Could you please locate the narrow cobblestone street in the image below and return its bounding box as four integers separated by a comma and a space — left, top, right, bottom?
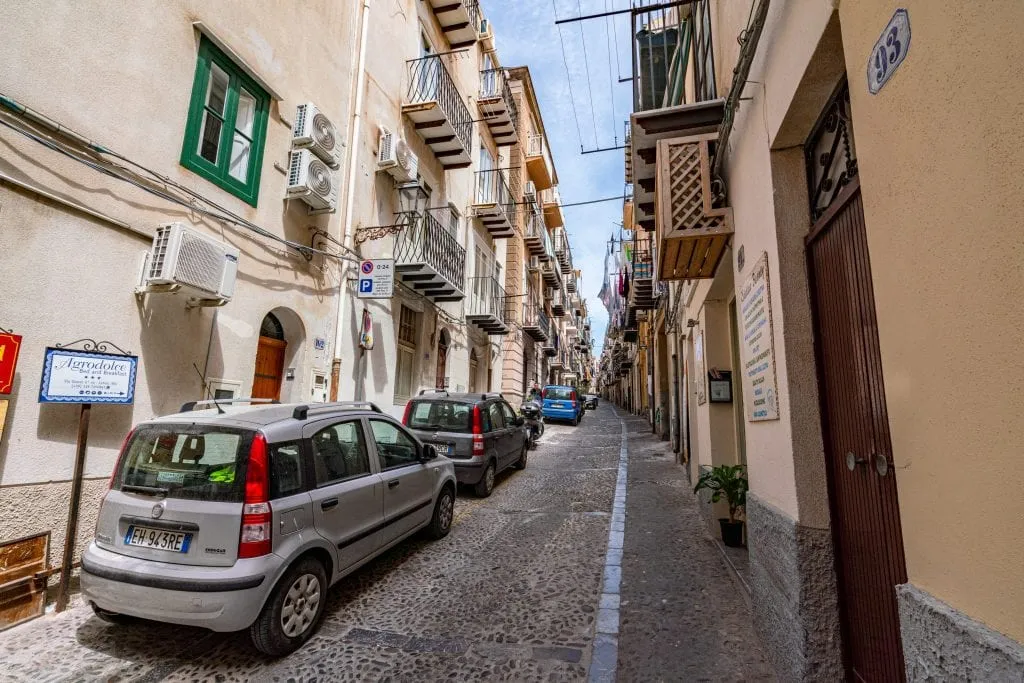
1, 406, 773, 682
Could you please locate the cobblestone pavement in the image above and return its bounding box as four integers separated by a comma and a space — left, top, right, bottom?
0, 405, 774, 682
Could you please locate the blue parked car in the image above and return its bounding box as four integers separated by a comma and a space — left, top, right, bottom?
542, 385, 584, 426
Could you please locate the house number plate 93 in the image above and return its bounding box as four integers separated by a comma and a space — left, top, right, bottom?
867, 9, 911, 95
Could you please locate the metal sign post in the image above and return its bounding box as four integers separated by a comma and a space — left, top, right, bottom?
39, 340, 137, 612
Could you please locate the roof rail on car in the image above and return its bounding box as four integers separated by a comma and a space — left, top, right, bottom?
179, 398, 279, 413
418, 389, 449, 396
291, 401, 383, 420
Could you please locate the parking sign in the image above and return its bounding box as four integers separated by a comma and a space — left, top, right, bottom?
357, 259, 394, 299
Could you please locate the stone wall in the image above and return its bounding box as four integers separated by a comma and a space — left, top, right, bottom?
897, 583, 1024, 681
746, 493, 843, 680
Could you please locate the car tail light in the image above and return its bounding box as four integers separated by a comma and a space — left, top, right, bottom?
570, 390, 578, 409
472, 405, 485, 455
239, 432, 272, 558
402, 401, 413, 425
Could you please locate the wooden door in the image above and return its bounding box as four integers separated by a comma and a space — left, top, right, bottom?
435, 338, 448, 390
806, 82, 907, 683
252, 336, 286, 400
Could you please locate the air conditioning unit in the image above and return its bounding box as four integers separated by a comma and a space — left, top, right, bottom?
292, 103, 341, 169
377, 128, 418, 182
143, 223, 239, 303
524, 181, 536, 202
287, 148, 339, 211
528, 255, 540, 272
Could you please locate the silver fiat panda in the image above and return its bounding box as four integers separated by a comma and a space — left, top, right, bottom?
81, 400, 456, 656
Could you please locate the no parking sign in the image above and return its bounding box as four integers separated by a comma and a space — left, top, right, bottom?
357, 259, 394, 299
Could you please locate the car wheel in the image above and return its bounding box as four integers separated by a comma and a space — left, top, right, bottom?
250, 557, 327, 657
474, 461, 496, 497
514, 443, 528, 470
572, 414, 579, 426
90, 602, 136, 625
427, 486, 455, 539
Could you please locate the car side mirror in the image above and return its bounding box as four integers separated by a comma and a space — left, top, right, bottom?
514, 416, 525, 427
421, 443, 439, 461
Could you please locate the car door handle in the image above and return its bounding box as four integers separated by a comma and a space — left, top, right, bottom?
320, 498, 339, 511
388, 480, 400, 489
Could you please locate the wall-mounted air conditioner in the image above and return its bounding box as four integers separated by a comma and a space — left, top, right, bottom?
287, 148, 339, 211
377, 128, 418, 183
292, 103, 341, 169
528, 255, 540, 272
142, 223, 239, 304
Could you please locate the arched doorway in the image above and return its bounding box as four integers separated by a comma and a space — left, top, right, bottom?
469, 348, 479, 393
435, 329, 449, 389
253, 313, 287, 400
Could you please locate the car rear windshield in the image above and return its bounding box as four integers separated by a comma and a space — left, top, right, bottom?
114, 425, 252, 502
407, 400, 473, 432
545, 387, 574, 400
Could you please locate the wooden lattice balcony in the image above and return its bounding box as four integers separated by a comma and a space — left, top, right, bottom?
655, 133, 733, 280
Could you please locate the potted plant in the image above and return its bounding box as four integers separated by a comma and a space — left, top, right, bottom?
693, 464, 748, 547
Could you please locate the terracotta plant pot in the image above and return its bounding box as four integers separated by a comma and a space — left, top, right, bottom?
719, 519, 744, 547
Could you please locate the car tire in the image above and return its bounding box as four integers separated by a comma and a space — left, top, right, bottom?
427, 485, 455, 540
250, 557, 328, 657
90, 602, 136, 625
474, 461, 496, 497
514, 443, 528, 470
572, 415, 579, 427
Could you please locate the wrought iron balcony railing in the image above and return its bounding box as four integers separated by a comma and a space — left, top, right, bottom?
478, 68, 519, 145
466, 275, 509, 333
394, 210, 466, 299
473, 169, 516, 237
405, 55, 473, 161
527, 133, 544, 158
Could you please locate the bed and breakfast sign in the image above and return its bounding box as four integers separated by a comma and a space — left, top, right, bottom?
739, 253, 780, 421
39, 347, 138, 404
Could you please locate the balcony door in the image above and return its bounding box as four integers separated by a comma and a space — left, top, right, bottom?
481, 52, 498, 98
417, 34, 438, 102
477, 146, 495, 203
472, 246, 494, 315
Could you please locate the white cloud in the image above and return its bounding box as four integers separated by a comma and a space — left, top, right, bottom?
483, 0, 634, 356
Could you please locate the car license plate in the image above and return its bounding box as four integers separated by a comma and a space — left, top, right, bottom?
430, 442, 452, 455
552, 403, 563, 408
124, 526, 192, 553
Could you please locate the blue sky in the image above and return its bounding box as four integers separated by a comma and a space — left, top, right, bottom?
482, 0, 635, 357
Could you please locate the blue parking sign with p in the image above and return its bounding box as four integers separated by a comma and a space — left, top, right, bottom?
359, 279, 373, 293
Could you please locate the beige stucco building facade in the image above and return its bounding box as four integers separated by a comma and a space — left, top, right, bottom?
0, 0, 586, 604
603, 0, 1024, 679
0, 0, 359, 573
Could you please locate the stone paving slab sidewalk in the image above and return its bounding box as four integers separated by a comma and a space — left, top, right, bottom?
615, 411, 776, 682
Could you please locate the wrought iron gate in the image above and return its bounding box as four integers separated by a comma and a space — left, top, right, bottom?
805, 80, 908, 682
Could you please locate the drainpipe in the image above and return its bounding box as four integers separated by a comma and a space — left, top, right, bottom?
331, 0, 371, 401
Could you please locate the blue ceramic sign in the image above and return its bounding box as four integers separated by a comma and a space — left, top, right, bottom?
868, 9, 911, 94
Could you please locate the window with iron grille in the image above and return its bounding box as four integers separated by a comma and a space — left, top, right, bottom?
693, 0, 717, 102
395, 305, 421, 402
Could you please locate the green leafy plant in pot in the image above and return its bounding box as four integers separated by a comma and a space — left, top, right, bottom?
693, 464, 748, 547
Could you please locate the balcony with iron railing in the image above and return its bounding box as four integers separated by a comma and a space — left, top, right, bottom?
525, 133, 555, 190
525, 212, 551, 258
466, 276, 509, 335
629, 237, 658, 310
541, 324, 558, 355
425, 0, 482, 48
471, 169, 516, 238
522, 300, 549, 342
565, 270, 577, 294
541, 258, 561, 289
551, 289, 566, 317
478, 68, 519, 146
540, 186, 564, 228
403, 55, 473, 168
555, 229, 572, 274
394, 209, 466, 302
